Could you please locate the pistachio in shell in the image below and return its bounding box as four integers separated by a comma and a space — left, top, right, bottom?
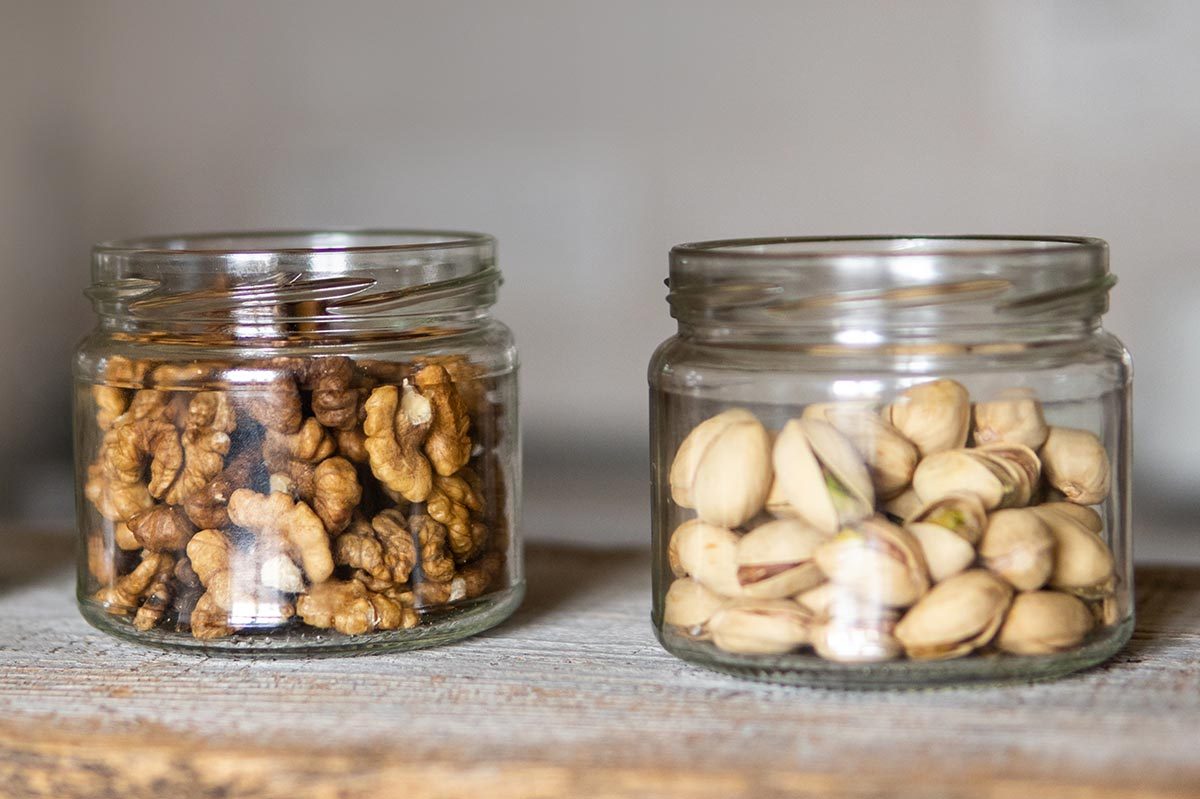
735, 518, 825, 598
894, 569, 1014, 660
972, 388, 1049, 450
882, 486, 923, 521
1031, 506, 1115, 599
773, 418, 875, 536
663, 577, 726, 637
707, 598, 814, 655
906, 491, 987, 545
996, 590, 1094, 655
912, 449, 1021, 510
669, 408, 773, 527
814, 407, 919, 500
978, 508, 1055, 591
1039, 501, 1103, 533
667, 519, 742, 597
814, 515, 930, 607
1040, 427, 1111, 505
908, 522, 976, 583
885, 379, 970, 457
811, 607, 903, 663
975, 443, 1041, 507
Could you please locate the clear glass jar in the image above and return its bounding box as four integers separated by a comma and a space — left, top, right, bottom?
649, 236, 1132, 687
74, 230, 522, 655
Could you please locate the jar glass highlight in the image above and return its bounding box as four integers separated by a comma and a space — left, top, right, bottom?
649, 236, 1132, 687
74, 230, 522, 655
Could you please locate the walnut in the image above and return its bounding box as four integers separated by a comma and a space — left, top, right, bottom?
183, 447, 257, 529
185, 528, 234, 608
296, 579, 418, 635
86, 534, 117, 584
245, 373, 303, 433
132, 565, 175, 631
335, 428, 369, 464
103, 418, 184, 499
415, 365, 472, 477
114, 521, 139, 550
93, 550, 175, 614
312, 457, 362, 534
358, 359, 409, 384
419, 355, 484, 411
334, 510, 416, 585
150, 362, 221, 389
227, 489, 334, 583
263, 417, 336, 471
307, 357, 363, 431
120, 389, 175, 424
84, 462, 154, 522
427, 471, 487, 562
363, 383, 434, 502
411, 513, 456, 584
189, 592, 233, 640
163, 391, 237, 505
459, 551, 504, 599
127, 504, 195, 551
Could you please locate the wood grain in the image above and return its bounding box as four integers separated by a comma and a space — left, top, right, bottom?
0, 530, 1198, 799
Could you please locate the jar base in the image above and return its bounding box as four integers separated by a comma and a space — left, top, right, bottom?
78, 582, 525, 657
655, 614, 1134, 689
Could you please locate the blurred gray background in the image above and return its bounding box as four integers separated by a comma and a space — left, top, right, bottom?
1, 0, 1196, 557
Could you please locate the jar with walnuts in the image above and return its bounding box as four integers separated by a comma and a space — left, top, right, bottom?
649, 236, 1133, 687
75, 231, 521, 654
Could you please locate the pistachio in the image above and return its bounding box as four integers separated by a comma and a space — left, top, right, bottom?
814, 516, 930, 607
662, 577, 725, 636
894, 569, 1013, 660
1039, 501, 1103, 533
667, 519, 742, 597
670, 409, 773, 527
996, 591, 1094, 655
735, 518, 825, 598
773, 418, 875, 536
764, 476, 797, 518
708, 598, 813, 655
906, 492, 987, 545
815, 407, 919, 500
976, 443, 1041, 507
812, 608, 903, 663
885, 379, 970, 457
978, 508, 1055, 591
1031, 506, 1115, 599
1040, 427, 1111, 505
882, 486, 923, 521
794, 582, 838, 616
908, 522, 976, 583
972, 389, 1049, 449
912, 449, 1021, 510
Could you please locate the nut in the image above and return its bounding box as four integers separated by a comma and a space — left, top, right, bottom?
806, 405, 918, 500
972, 388, 1049, 449
979, 508, 1055, 591
126, 504, 196, 552
670, 409, 773, 528
882, 487, 923, 521
312, 456, 362, 535
814, 516, 930, 607
1040, 427, 1111, 505
667, 519, 742, 597
907, 522, 975, 583
894, 569, 1013, 660
886, 379, 970, 457
228, 489, 334, 583
734, 518, 825, 598
363, 382, 435, 502
996, 590, 1094, 655
975, 443, 1041, 507
912, 449, 1021, 510
708, 598, 813, 654
905, 492, 987, 545
811, 607, 903, 663
415, 364, 473, 477
773, 418, 874, 536
1032, 505, 1115, 599
662, 577, 725, 636
1039, 501, 1103, 533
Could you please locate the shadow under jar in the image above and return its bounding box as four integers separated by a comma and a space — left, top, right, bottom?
649, 236, 1133, 687
75, 231, 522, 655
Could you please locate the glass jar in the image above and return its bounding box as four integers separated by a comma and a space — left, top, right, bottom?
649, 236, 1132, 687
74, 230, 521, 655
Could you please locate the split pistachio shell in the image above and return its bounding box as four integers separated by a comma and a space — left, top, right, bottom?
667, 520, 742, 597
1032, 507, 1116, 599
773, 418, 875, 536
979, 508, 1055, 591
735, 518, 825, 598
1040, 427, 1111, 505
817, 408, 919, 500
972, 389, 1049, 450
886, 379, 970, 457
795, 582, 838, 616
912, 449, 1020, 510
812, 609, 903, 663
976, 443, 1041, 507
814, 516, 930, 607
764, 476, 797, 518
908, 522, 976, 583
894, 569, 1014, 660
663, 577, 725, 634
670, 409, 773, 527
996, 591, 1094, 655
906, 492, 987, 545
1039, 501, 1103, 533
882, 487, 923, 521
708, 598, 813, 654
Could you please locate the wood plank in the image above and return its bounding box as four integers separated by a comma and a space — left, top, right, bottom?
0, 530, 1197, 798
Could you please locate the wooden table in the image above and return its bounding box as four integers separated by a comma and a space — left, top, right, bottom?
1, 529, 1198, 799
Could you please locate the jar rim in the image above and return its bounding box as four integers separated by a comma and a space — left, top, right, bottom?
672, 235, 1105, 262
94, 228, 494, 258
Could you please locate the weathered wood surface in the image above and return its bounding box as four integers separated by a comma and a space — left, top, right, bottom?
0, 529, 1198, 799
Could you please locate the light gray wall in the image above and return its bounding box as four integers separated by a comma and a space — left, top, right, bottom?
2, 0, 1197, 523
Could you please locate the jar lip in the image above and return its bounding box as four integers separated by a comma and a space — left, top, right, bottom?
94, 228, 494, 258
672, 235, 1106, 262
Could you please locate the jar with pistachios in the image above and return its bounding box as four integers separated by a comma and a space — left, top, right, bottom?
75, 231, 522, 655
649, 236, 1132, 687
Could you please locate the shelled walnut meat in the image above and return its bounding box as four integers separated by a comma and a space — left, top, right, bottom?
662, 380, 1119, 663
82, 354, 508, 641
